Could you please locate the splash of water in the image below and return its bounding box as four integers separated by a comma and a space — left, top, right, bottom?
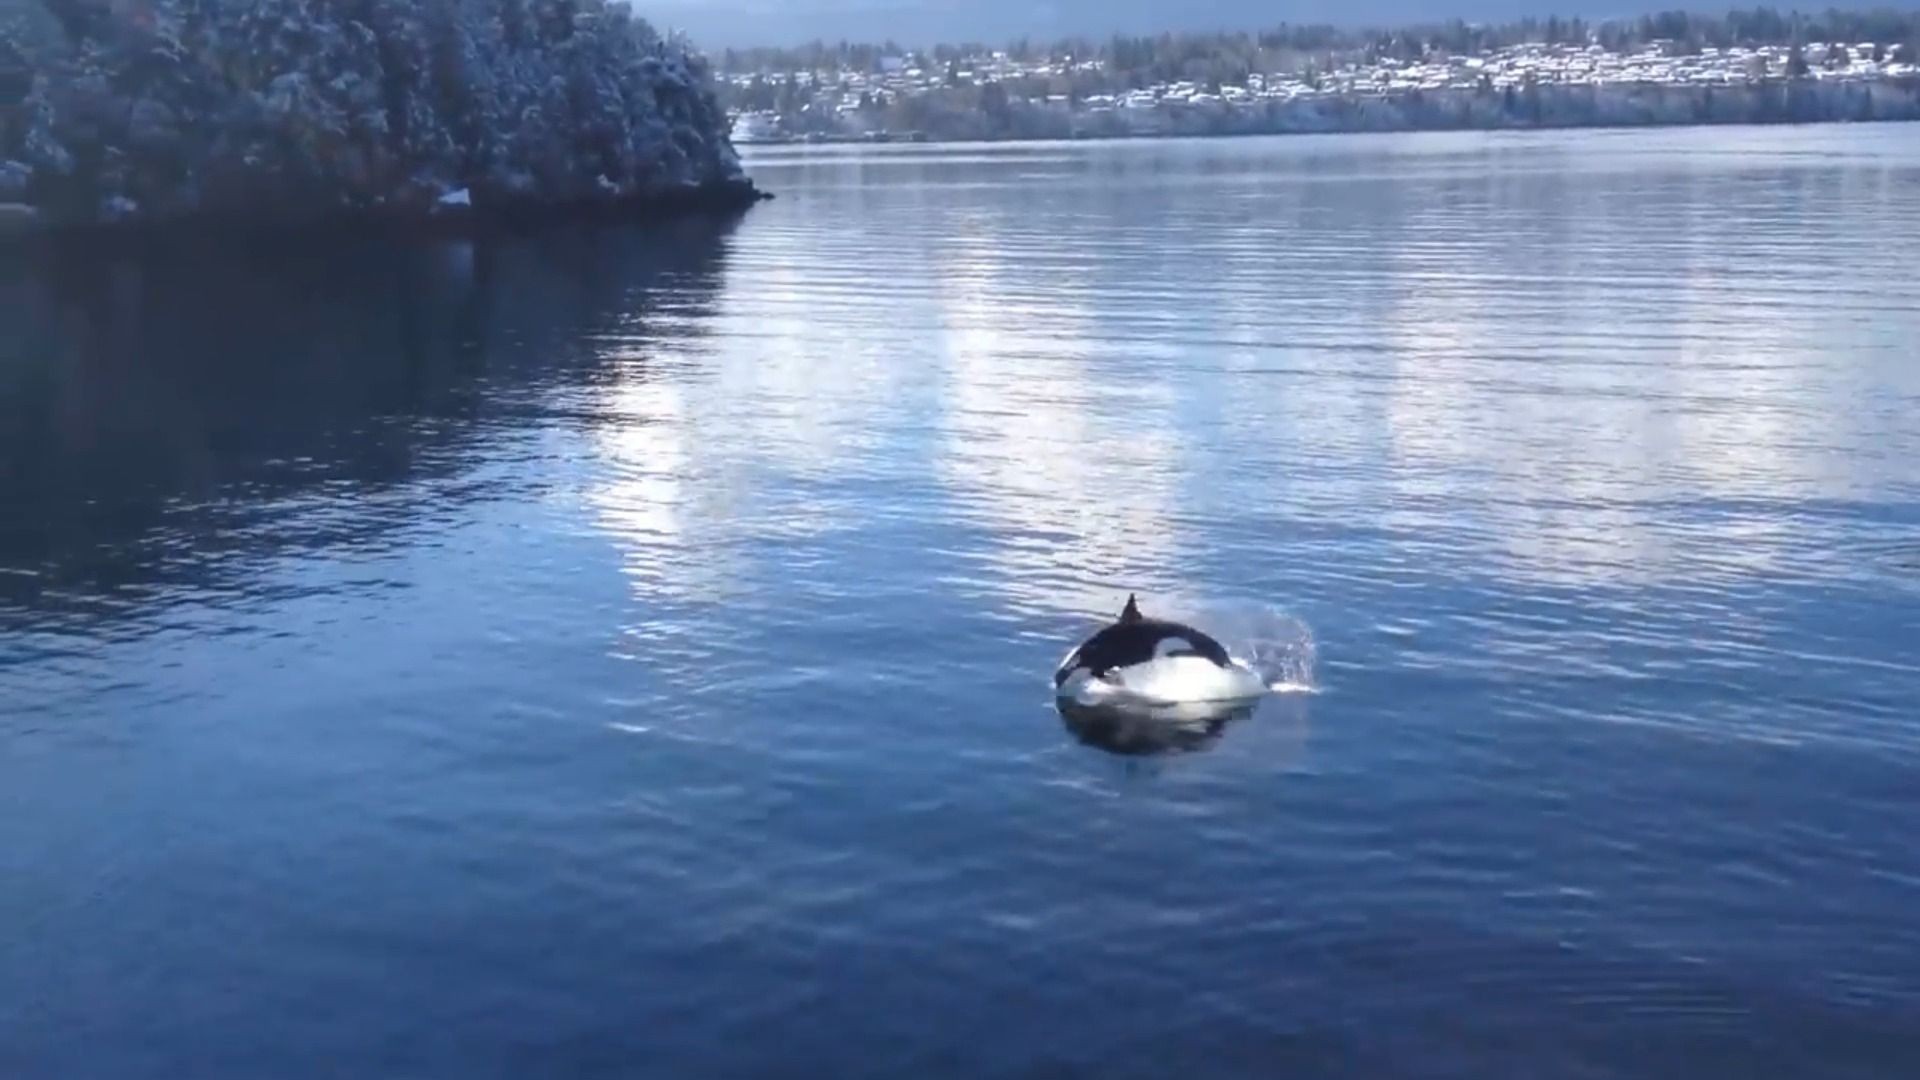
1164, 596, 1319, 693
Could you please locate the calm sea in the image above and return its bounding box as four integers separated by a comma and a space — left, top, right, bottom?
4, 127, 1920, 1078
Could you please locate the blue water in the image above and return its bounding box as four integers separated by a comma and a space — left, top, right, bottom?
4, 127, 1920, 1077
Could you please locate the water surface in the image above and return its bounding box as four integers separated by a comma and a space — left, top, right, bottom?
4, 127, 1920, 1078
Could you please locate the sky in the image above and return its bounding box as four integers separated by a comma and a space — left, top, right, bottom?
639, 0, 1920, 50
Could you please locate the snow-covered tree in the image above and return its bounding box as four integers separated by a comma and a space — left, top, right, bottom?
3, 0, 748, 225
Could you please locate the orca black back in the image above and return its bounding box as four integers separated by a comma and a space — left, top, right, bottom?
1054, 594, 1234, 688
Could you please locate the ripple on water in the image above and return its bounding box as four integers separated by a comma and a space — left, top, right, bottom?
2, 127, 1920, 1078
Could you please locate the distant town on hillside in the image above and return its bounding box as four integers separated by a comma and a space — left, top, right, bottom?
713, 7, 1920, 142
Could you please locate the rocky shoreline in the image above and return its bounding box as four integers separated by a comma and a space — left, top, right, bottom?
0, 178, 769, 247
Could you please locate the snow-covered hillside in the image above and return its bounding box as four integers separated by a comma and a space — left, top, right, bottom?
1, 0, 753, 229
1056, 77, 1920, 139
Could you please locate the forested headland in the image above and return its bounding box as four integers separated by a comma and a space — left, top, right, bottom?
0, 0, 755, 234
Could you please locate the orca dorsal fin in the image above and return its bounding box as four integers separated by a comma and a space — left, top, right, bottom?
1120, 594, 1143, 624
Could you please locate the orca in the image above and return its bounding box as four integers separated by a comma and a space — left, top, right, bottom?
1052, 594, 1268, 707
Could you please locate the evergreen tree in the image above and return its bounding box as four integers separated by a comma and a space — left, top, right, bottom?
6, 0, 747, 225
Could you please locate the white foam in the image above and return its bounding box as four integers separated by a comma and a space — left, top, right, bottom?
1064, 655, 1268, 709
1265, 681, 1322, 696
